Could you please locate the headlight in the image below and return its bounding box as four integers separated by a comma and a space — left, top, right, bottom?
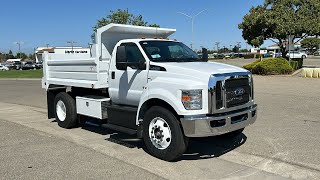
181, 90, 202, 110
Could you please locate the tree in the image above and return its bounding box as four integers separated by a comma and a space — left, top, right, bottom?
93, 9, 160, 31
28, 53, 36, 60
239, 0, 320, 57
15, 52, 28, 60
232, 45, 240, 53
301, 37, 320, 52
5, 50, 15, 59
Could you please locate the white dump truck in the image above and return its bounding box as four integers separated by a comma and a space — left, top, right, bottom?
42, 24, 257, 161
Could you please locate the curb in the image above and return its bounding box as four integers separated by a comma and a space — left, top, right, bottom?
0, 78, 41, 81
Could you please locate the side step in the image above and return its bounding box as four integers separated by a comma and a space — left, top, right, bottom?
101, 124, 137, 135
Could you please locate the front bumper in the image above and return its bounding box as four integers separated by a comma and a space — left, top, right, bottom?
180, 104, 257, 137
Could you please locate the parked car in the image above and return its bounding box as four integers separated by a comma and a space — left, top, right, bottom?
314, 50, 320, 56
0, 65, 9, 71
286, 51, 307, 59
22, 61, 37, 70
36, 61, 43, 69
13, 61, 22, 70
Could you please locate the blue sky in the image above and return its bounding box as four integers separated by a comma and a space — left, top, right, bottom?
0, 0, 265, 54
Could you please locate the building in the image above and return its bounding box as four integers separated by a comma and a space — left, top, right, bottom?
6, 59, 22, 62
35, 47, 90, 63
266, 42, 301, 54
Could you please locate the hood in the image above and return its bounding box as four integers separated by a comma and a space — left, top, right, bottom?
153, 61, 249, 77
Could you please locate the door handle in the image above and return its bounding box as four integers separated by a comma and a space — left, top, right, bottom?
111, 71, 115, 79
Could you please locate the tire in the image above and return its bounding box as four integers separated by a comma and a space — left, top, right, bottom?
54, 92, 78, 129
302, 55, 306, 59
223, 128, 244, 138
143, 106, 188, 161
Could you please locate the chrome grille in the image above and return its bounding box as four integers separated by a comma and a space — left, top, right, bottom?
208, 72, 254, 114
225, 78, 250, 108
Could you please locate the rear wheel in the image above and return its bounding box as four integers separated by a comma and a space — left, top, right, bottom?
143, 106, 188, 161
54, 92, 78, 129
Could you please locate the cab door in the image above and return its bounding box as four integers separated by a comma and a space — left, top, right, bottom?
109, 43, 148, 106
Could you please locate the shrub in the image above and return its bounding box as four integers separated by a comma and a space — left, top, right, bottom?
243, 58, 293, 75
289, 61, 299, 70
243, 53, 255, 59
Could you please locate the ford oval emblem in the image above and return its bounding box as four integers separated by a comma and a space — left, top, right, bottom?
234, 88, 245, 96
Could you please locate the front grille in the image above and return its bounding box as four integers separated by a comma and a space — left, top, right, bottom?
225, 78, 250, 108
215, 81, 223, 109
213, 77, 251, 111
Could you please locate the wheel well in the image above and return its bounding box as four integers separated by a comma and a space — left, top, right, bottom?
139, 98, 181, 123
47, 88, 66, 119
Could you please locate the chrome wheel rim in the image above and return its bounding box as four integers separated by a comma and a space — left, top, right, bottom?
56, 100, 66, 121
149, 117, 172, 150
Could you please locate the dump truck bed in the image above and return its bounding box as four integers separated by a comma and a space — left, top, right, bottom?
42, 24, 176, 90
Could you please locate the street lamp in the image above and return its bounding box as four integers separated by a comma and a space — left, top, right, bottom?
178, 9, 207, 50
215, 42, 220, 52
236, 42, 241, 56
14, 41, 24, 59
67, 41, 78, 51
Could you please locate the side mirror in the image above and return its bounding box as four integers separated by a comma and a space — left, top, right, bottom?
138, 60, 147, 70
116, 46, 127, 70
202, 48, 208, 62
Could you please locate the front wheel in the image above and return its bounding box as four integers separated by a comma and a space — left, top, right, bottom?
302, 55, 306, 59
143, 106, 188, 161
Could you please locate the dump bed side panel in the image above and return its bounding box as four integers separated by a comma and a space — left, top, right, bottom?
42, 52, 109, 90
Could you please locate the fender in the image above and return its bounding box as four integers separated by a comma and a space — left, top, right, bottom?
136, 78, 209, 125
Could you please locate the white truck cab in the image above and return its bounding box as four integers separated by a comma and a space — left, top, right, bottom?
42, 24, 257, 161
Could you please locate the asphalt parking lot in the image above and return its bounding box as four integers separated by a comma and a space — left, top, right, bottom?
0, 72, 319, 179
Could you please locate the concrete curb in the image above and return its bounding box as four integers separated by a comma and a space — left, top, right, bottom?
0, 78, 41, 81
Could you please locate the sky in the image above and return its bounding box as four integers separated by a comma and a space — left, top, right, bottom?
0, 0, 265, 54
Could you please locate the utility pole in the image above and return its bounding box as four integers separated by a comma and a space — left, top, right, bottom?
178, 9, 207, 50
14, 41, 24, 59
67, 41, 78, 51
215, 42, 220, 52
236, 42, 241, 56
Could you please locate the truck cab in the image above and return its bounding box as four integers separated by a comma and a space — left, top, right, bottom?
42, 24, 257, 161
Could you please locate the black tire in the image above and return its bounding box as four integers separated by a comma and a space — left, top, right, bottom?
54, 92, 78, 129
143, 106, 188, 161
223, 128, 244, 138
302, 55, 306, 59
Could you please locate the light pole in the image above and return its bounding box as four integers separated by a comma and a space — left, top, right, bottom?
14, 41, 24, 59
67, 41, 78, 51
178, 9, 207, 50
215, 42, 220, 52
236, 42, 241, 56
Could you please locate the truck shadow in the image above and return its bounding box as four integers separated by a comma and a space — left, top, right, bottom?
178, 134, 247, 161
80, 121, 145, 148
80, 121, 247, 161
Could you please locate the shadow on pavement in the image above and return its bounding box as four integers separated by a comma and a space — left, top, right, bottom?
79, 119, 247, 160
80, 120, 145, 149
178, 134, 247, 161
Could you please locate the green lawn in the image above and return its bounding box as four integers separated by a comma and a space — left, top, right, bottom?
0, 69, 43, 78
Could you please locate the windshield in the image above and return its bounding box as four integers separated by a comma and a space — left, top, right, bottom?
139, 41, 201, 62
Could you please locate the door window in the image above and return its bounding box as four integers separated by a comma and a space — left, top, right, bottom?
121, 43, 145, 69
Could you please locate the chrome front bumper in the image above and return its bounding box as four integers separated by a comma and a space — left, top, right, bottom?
180, 104, 257, 137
